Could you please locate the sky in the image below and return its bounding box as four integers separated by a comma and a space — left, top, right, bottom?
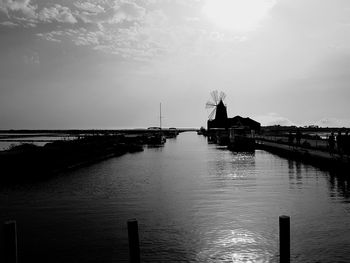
0, 0, 350, 129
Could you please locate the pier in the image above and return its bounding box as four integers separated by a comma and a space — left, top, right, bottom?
255, 133, 350, 170
256, 139, 350, 169
202, 124, 350, 170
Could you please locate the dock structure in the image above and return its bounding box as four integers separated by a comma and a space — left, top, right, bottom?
205, 91, 261, 149
204, 121, 350, 169
256, 138, 350, 169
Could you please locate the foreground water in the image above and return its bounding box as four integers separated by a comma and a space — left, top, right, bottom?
1, 132, 350, 262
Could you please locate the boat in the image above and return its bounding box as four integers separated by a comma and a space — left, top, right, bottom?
146, 133, 166, 145
146, 103, 166, 145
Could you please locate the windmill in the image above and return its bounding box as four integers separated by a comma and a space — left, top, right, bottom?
205, 90, 228, 121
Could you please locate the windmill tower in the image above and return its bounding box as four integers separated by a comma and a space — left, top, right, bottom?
206, 91, 228, 129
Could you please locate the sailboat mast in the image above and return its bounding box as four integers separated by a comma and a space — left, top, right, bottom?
160, 103, 162, 129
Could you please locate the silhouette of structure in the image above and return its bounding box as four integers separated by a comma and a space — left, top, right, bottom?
205, 91, 260, 149
227, 116, 261, 132
206, 90, 228, 129
206, 91, 260, 132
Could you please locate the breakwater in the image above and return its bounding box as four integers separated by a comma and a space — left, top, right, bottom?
202, 127, 350, 171
0, 135, 143, 182
256, 137, 350, 171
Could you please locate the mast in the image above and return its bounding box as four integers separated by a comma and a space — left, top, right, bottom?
160, 103, 162, 129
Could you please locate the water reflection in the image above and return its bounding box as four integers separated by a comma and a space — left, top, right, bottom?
196, 228, 273, 262
288, 160, 294, 181
295, 162, 302, 185
287, 160, 304, 188
210, 151, 255, 179
327, 171, 350, 201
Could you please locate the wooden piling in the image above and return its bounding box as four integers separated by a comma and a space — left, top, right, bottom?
279, 215, 290, 263
127, 219, 140, 263
3, 220, 18, 263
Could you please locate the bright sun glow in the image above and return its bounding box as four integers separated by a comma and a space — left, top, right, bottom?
203, 0, 276, 32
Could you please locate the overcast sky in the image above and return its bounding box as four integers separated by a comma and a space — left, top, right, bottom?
1, 0, 350, 129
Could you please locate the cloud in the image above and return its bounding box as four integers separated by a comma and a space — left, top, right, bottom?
38, 4, 77, 24
31, 1, 251, 62
0, 20, 17, 26
74, 2, 105, 14
36, 31, 63, 42
73, 30, 101, 46
36, 3, 247, 62
3, 0, 241, 62
75, 1, 145, 24
38, 28, 103, 47
0, 0, 36, 18
0, 0, 29, 11
37, 23, 165, 61
254, 113, 297, 126
1, 1, 77, 25
112, 1, 145, 23
144, 9, 168, 26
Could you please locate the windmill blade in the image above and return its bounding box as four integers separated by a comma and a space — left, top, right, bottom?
219, 91, 226, 102
213, 90, 219, 104
206, 101, 217, 109
210, 91, 216, 104
211, 90, 219, 105
208, 108, 216, 120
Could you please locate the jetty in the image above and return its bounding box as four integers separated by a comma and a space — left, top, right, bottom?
257, 139, 350, 168
201, 123, 350, 170
0, 135, 145, 182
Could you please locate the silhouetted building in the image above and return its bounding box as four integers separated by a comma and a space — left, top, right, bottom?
208, 114, 260, 132
228, 116, 261, 132
207, 99, 228, 129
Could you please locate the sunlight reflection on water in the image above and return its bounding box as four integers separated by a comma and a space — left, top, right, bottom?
197, 228, 273, 262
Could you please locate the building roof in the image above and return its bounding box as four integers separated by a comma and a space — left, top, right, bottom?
208, 115, 261, 130
229, 116, 260, 128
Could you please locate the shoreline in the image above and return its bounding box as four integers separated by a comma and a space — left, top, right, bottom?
0, 135, 144, 183
256, 139, 350, 172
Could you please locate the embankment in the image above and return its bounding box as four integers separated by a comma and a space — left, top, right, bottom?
256, 140, 350, 171
0, 136, 143, 182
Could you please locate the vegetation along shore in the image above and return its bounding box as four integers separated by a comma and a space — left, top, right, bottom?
0, 134, 144, 183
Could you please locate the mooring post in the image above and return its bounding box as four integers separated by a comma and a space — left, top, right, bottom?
4, 220, 18, 263
279, 215, 290, 263
127, 219, 140, 263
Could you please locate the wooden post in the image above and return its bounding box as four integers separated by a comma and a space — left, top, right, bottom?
279, 215, 290, 263
127, 219, 140, 263
4, 220, 18, 263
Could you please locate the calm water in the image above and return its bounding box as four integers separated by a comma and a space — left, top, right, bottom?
1, 132, 350, 262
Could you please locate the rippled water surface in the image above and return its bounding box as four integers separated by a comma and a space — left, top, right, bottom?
1, 132, 350, 262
